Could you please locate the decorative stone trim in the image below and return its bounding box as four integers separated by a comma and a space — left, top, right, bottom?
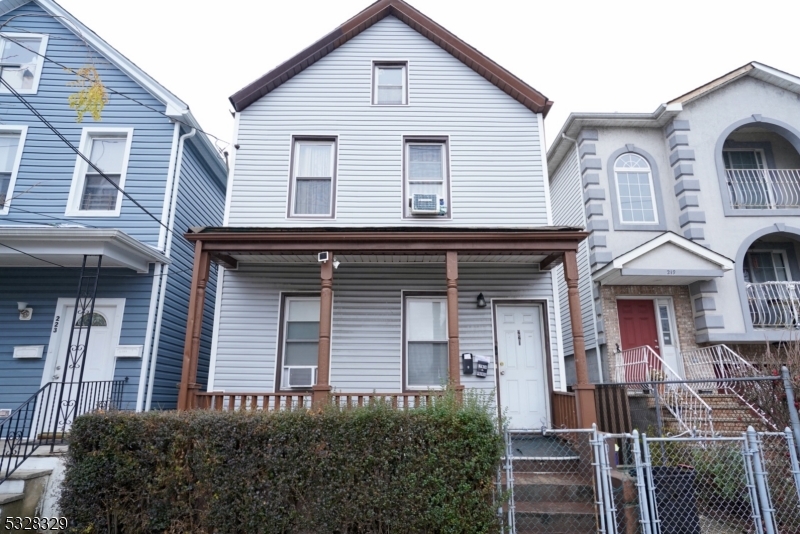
673, 163, 694, 179
588, 234, 606, 249
689, 280, 718, 295
579, 143, 596, 158
678, 195, 700, 209
669, 148, 696, 166
582, 173, 600, 187
665, 120, 705, 243
591, 251, 613, 266
674, 179, 702, 195
679, 210, 706, 227
683, 227, 705, 240
578, 129, 610, 269
585, 203, 603, 217
695, 315, 724, 329
584, 188, 605, 204
693, 296, 716, 312
668, 134, 690, 149
664, 120, 690, 137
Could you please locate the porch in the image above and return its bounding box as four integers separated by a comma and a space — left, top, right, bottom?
178, 226, 596, 428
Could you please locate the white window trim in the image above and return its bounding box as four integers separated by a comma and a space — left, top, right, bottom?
65, 127, 134, 217
0, 33, 48, 95
747, 249, 792, 282
614, 155, 659, 225
402, 137, 451, 219
0, 124, 28, 216
371, 61, 408, 106
404, 295, 449, 391
287, 137, 337, 218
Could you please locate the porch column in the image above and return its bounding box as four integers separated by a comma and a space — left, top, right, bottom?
312, 253, 333, 407
446, 251, 463, 394
563, 249, 597, 428
178, 240, 211, 410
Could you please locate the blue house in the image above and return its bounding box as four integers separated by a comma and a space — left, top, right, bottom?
0, 0, 226, 419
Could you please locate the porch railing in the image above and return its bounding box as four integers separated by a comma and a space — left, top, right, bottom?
613, 345, 713, 434
195, 391, 446, 411
682, 344, 776, 430
551, 391, 578, 429
727, 168, 800, 209
747, 281, 800, 328
1, 379, 125, 484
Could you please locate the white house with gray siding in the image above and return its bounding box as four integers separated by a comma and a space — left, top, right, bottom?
179, 0, 596, 431
547, 62, 800, 385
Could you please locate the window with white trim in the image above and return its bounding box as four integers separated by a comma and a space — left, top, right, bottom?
373, 62, 407, 105
614, 153, 657, 223
66, 129, 133, 216
289, 138, 336, 217
0, 127, 26, 214
281, 297, 320, 389
405, 296, 449, 390
404, 139, 449, 217
0, 34, 48, 94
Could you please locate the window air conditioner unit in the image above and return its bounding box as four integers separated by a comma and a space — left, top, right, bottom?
410, 194, 441, 215
285, 366, 316, 388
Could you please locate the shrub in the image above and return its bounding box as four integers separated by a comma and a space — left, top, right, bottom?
59, 392, 503, 534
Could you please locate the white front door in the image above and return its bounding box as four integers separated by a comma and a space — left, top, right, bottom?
52, 305, 118, 384
654, 299, 683, 378
496, 304, 549, 430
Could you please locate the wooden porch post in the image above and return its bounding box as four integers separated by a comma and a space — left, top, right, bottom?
446, 251, 463, 396
564, 249, 597, 428
312, 253, 333, 407
178, 240, 211, 410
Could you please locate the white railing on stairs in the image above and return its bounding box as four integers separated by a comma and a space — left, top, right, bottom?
681, 344, 777, 430
615, 345, 714, 435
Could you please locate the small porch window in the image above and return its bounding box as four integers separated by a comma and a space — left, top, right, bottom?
280, 297, 320, 389
405, 296, 448, 390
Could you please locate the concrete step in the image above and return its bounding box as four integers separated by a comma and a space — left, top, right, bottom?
514, 500, 596, 533
512, 473, 594, 503
0, 493, 23, 505
0, 470, 52, 493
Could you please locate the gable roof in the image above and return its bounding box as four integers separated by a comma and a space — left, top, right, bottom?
229, 0, 552, 115
0, 0, 227, 179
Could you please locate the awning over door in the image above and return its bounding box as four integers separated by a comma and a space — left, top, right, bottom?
0, 227, 169, 272
593, 232, 734, 286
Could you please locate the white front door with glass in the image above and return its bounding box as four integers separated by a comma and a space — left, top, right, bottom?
496, 304, 548, 430
405, 296, 449, 390
281, 297, 320, 389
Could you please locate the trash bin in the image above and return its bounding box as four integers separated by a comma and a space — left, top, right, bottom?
651, 466, 701, 534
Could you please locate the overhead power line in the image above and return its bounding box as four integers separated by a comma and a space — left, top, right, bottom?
0, 76, 175, 236
0, 240, 67, 267
0, 31, 231, 149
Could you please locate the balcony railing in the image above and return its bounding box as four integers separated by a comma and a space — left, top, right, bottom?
747, 281, 800, 328
727, 169, 800, 209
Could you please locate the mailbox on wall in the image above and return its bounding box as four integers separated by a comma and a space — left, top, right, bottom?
474, 356, 489, 378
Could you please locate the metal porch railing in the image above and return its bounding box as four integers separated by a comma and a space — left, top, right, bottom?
615, 345, 714, 435
727, 168, 800, 209
747, 281, 800, 328
0, 379, 125, 484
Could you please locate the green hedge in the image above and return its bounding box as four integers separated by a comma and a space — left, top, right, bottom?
60, 393, 503, 534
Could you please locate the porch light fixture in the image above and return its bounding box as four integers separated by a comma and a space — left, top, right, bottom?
332, 257, 340, 269
476, 293, 486, 308
17, 301, 32, 321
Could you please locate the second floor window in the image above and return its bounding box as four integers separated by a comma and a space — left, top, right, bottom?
66, 129, 133, 217
404, 138, 449, 217
614, 153, 657, 224
0, 34, 48, 94
0, 128, 26, 214
373, 62, 407, 105
289, 138, 336, 217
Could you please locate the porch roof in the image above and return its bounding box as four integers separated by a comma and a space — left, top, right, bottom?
0, 227, 170, 272
184, 226, 589, 269
593, 232, 734, 286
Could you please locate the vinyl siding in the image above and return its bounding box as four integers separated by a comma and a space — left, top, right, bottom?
211, 263, 562, 396
229, 16, 547, 227
149, 138, 225, 409
0, 3, 174, 244
549, 151, 595, 358
0, 266, 154, 411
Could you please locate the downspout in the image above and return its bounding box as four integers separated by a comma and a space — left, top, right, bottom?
562, 133, 604, 381
143, 127, 196, 410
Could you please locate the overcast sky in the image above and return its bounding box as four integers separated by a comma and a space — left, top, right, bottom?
57, 0, 800, 152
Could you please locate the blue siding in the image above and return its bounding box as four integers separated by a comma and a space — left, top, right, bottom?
148, 136, 225, 409
0, 266, 154, 411
0, 3, 174, 244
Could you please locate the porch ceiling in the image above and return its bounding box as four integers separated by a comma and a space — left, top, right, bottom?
229, 252, 550, 264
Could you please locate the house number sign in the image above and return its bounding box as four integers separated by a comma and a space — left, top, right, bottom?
52, 315, 61, 333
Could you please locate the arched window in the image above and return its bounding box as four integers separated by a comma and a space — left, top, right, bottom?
75, 312, 107, 327
614, 153, 658, 223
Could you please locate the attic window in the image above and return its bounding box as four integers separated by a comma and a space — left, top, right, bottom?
0, 34, 48, 95
373, 62, 407, 105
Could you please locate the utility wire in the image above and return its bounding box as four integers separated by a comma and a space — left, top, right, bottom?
7, 205, 101, 228
0, 76, 175, 236
0, 240, 67, 267
0, 31, 230, 149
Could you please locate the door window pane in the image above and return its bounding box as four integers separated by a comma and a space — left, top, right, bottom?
658, 305, 672, 346
747, 252, 791, 283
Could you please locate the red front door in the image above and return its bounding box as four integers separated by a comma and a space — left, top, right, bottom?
617, 299, 660, 382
